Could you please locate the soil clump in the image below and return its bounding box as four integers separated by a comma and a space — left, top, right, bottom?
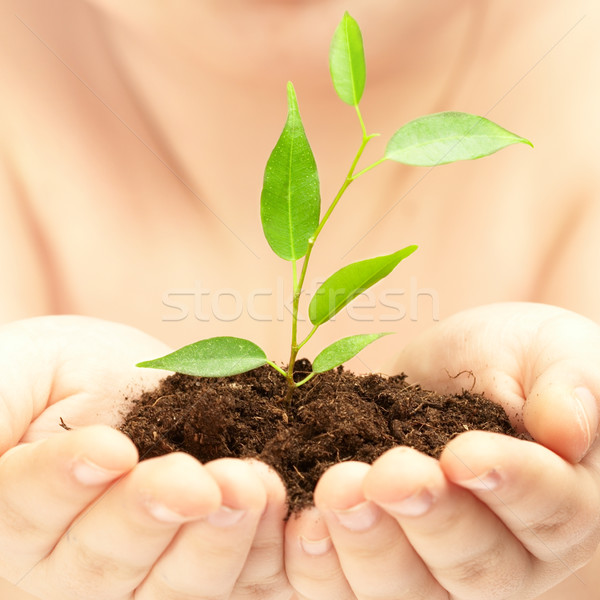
120, 360, 521, 513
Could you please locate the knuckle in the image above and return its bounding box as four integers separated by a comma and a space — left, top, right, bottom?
351, 569, 447, 600
524, 503, 579, 540
538, 517, 600, 567
144, 572, 228, 600
0, 494, 52, 548
235, 574, 292, 599
286, 561, 343, 595
235, 558, 289, 595
434, 543, 528, 598
518, 500, 598, 561
58, 530, 145, 597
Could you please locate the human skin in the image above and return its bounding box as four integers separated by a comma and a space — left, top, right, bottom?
1, 0, 599, 597
0, 316, 292, 600
1, 0, 598, 357
0, 308, 599, 599
292, 303, 600, 599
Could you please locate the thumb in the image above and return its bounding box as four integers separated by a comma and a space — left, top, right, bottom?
396, 303, 600, 463
510, 308, 600, 463
524, 365, 600, 464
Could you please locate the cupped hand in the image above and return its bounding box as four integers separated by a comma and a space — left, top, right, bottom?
395, 301, 600, 462
0, 316, 292, 600
284, 303, 600, 600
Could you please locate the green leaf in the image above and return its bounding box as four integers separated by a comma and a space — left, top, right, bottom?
312, 332, 393, 373
329, 11, 366, 106
136, 337, 267, 377
385, 111, 533, 166
309, 245, 418, 326
260, 82, 321, 261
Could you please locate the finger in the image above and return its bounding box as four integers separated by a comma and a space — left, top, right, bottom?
136, 458, 267, 600
364, 447, 530, 600
233, 460, 292, 599
441, 431, 600, 574
0, 425, 137, 583
285, 506, 354, 600
32, 452, 221, 600
315, 461, 447, 600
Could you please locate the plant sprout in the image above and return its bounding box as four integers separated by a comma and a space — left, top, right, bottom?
138, 12, 531, 406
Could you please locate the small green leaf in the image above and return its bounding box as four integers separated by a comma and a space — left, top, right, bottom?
136, 337, 267, 377
309, 245, 418, 326
260, 82, 321, 261
329, 11, 366, 106
312, 332, 393, 373
385, 111, 532, 166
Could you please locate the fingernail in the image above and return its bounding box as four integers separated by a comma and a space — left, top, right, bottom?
299, 535, 333, 556
71, 458, 123, 486
573, 387, 598, 456
332, 500, 379, 532
207, 505, 246, 527
458, 467, 502, 491
145, 501, 193, 523
378, 488, 435, 517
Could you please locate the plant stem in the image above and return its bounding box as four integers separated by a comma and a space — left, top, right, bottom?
297, 323, 319, 352
352, 157, 388, 179
355, 104, 368, 139
284, 260, 302, 406
295, 371, 317, 387
284, 104, 380, 406
266, 360, 288, 377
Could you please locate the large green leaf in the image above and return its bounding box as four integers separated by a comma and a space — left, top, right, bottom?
312, 332, 393, 374
136, 337, 267, 377
329, 11, 366, 106
260, 82, 321, 261
385, 111, 532, 166
309, 245, 418, 326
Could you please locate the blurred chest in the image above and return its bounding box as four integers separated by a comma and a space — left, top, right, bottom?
29, 151, 539, 363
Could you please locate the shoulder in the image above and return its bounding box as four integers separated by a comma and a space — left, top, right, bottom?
0, 0, 118, 153
496, 4, 600, 211
0, 0, 144, 204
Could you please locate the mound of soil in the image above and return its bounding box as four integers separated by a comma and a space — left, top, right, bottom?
120, 360, 521, 513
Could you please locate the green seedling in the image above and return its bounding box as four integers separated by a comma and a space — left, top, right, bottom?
138, 12, 531, 406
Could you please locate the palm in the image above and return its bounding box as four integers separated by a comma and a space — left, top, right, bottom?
0, 315, 170, 447
395, 302, 600, 462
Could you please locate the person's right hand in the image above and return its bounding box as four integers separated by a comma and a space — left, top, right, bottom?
0, 315, 292, 600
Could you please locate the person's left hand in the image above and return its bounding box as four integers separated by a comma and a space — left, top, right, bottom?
284, 303, 600, 600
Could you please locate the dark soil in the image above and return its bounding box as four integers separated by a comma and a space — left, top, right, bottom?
120, 360, 521, 513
